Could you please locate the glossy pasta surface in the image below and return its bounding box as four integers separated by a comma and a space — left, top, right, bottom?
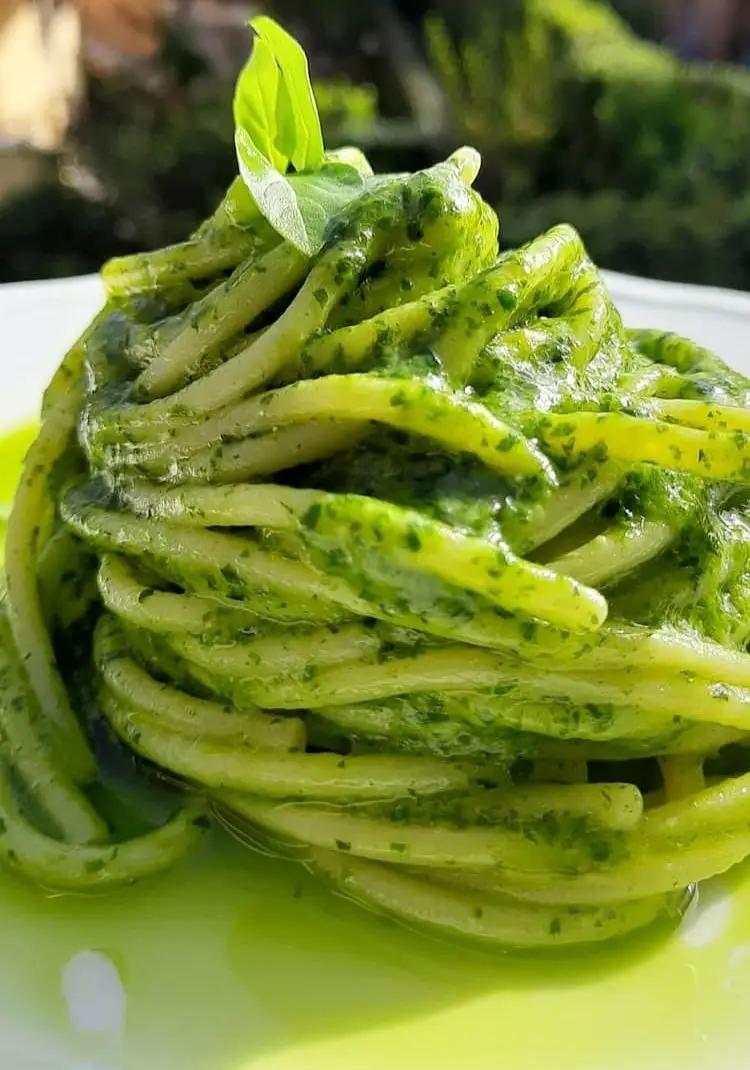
6, 73, 750, 951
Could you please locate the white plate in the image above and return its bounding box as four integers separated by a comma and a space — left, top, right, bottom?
1, 269, 750, 1070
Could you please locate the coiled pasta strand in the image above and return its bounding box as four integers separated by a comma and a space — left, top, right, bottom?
8, 129, 750, 953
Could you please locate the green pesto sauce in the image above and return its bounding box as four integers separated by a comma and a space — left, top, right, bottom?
0, 823, 709, 1070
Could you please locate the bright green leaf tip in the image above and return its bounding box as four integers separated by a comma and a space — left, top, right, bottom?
232, 16, 370, 257
448, 147, 482, 186
247, 15, 324, 173
325, 146, 374, 178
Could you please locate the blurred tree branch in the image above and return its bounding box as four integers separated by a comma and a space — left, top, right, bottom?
378, 0, 447, 142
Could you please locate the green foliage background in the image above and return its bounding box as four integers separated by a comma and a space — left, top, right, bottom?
1, 0, 749, 289
428, 0, 750, 288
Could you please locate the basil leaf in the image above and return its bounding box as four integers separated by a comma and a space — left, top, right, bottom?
233, 18, 371, 256
250, 16, 324, 173
233, 35, 286, 172
288, 163, 367, 251
235, 129, 366, 257
234, 16, 324, 177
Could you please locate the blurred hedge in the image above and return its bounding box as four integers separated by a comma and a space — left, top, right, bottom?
501, 191, 750, 291
428, 0, 750, 288
2, 0, 750, 289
